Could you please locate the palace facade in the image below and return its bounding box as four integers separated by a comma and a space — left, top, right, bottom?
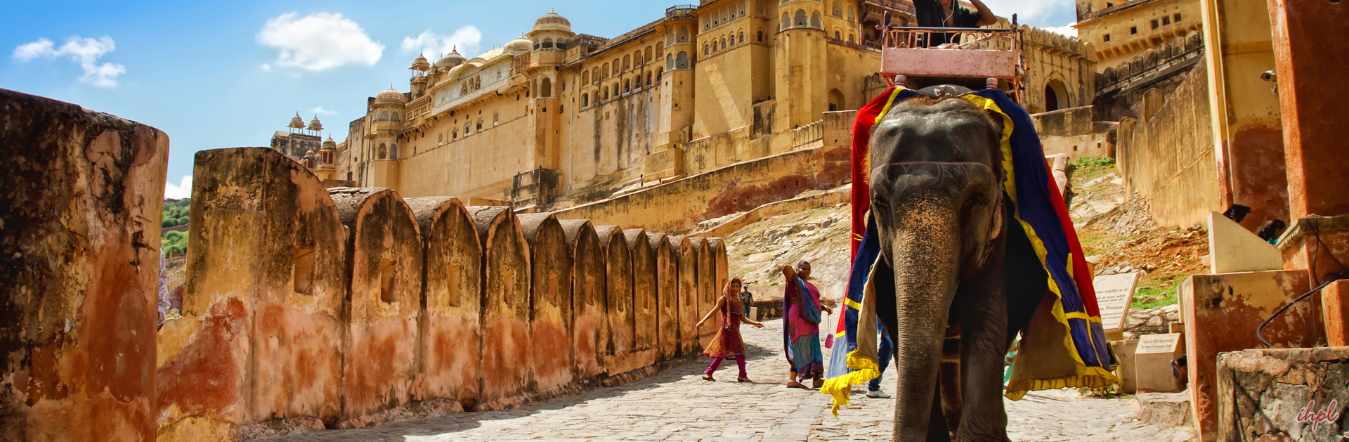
319, 1, 1093, 210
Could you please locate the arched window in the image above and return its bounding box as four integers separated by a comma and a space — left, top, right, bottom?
613, 83, 620, 98
624, 79, 631, 93
811, 12, 822, 29
729, 35, 735, 46
849, 34, 855, 43
543, 38, 554, 48
835, 31, 841, 40
667, 53, 674, 70
582, 93, 589, 107
465, 123, 471, 135
848, 6, 856, 22
647, 72, 653, 86
623, 55, 631, 71
582, 71, 590, 85
592, 67, 600, 84
795, 10, 807, 27
657, 67, 663, 82
453, 129, 458, 139
541, 77, 552, 97
828, 89, 844, 111
782, 12, 790, 30
833, 1, 842, 17
389, 144, 397, 160
721, 38, 727, 49
380, 110, 389, 120
758, 30, 764, 42
676, 51, 689, 69
704, 44, 710, 55
740, 31, 745, 43
677, 26, 689, 43
493, 112, 499, 125
556, 39, 566, 50
740, 0, 746, 17
603, 86, 609, 99
476, 119, 483, 131
378, 144, 387, 159
645, 47, 653, 62
603, 63, 610, 79
392, 111, 399, 121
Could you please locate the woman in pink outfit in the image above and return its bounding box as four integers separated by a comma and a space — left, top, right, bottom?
698, 277, 765, 382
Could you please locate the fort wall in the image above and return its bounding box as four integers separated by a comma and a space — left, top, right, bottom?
148, 148, 730, 438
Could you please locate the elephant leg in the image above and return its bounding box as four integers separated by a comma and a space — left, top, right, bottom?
926, 379, 952, 442
953, 249, 1010, 441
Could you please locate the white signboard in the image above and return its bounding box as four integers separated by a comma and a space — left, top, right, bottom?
1094, 272, 1141, 332
1136, 333, 1183, 355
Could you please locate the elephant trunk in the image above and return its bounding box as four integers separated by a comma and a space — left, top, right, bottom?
885, 200, 962, 441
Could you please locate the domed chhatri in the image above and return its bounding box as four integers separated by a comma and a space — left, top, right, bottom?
504, 35, 533, 55
289, 113, 305, 129
411, 53, 431, 71
375, 87, 407, 105
436, 47, 468, 70
533, 10, 571, 33
322, 136, 337, 151
308, 116, 323, 132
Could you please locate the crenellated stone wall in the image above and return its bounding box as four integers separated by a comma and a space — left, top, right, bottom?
156, 147, 729, 439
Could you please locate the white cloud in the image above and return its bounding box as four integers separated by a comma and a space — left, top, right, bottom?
12, 36, 126, 88
257, 12, 384, 71
165, 175, 192, 199
260, 63, 271, 71
401, 26, 482, 58
1042, 22, 1078, 37
311, 106, 337, 115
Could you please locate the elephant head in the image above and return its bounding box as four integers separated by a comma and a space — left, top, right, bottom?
868, 96, 1006, 439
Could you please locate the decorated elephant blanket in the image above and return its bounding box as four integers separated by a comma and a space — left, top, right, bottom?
821, 86, 1117, 415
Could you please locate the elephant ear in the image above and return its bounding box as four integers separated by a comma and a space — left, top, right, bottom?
987, 193, 1004, 242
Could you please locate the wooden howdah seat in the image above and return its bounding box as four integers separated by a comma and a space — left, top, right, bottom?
877, 12, 1026, 102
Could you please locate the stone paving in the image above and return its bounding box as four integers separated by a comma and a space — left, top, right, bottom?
262, 313, 1194, 441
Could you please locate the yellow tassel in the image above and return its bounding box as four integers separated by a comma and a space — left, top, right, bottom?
1003, 367, 1119, 401
820, 351, 883, 417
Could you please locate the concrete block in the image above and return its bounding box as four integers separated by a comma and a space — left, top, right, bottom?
1208, 212, 1283, 274
469, 207, 531, 408
1095, 272, 1141, 335
1135, 392, 1193, 428
1181, 270, 1323, 441
673, 236, 701, 355
409, 198, 484, 407
519, 214, 575, 393
1217, 347, 1349, 441
1135, 333, 1185, 393
596, 226, 636, 374
332, 188, 424, 424
1320, 280, 1349, 347
626, 229, 660, 369
559, 220, 605, 380
648, 233, 680, 361
1110, 339, 1139, 394
0, 89, 167, 441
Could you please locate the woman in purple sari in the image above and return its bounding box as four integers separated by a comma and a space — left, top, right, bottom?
782, 261, 832, 389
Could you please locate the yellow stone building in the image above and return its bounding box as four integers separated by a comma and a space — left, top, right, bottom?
1073, 0, 1202, 70
334, 2, 1093, 210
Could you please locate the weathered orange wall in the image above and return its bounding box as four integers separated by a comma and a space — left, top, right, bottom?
694, 238, 718, 346
675, 236, 702, 355
470, 207, 532, 409
331, 188, 423, 425
408, 197, 483, 408
650, 233, 681, 361
520, 214, 574, 392
560, 220, 606, 380
627, 229, 659, 369
1, 89, 167, 441
597, 226, 636, 374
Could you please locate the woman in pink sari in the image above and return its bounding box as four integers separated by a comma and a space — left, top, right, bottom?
782, 261, 832, 389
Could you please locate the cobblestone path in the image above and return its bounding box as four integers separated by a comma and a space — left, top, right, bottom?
264, 314, 1193, 441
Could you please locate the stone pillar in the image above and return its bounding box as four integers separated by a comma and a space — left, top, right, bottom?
331, 188, 423, 426
596, 226, 635, 374
1269, 0, 1349, 279
649, 233, 681, 361
520, 214, 574, 392
674, 236, 701, 355
627, 229, 660, 369
1321, 280, 1349, 347
560, 220, 605, 380
469, 207, 531, 409
0, 89, 167, 441
407, 197, 483, 408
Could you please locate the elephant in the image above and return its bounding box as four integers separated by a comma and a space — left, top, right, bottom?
867, 94, 1050, 441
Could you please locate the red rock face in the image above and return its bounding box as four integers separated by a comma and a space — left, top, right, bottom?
0, 89, 167, 441
471, 207, 531, 406
332, 188, 423, 422
675, 237, 702, 355
650, 234, 680, 361
408, 197, 483, 408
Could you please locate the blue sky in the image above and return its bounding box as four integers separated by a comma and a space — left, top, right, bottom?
1, 0, 1077, 199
